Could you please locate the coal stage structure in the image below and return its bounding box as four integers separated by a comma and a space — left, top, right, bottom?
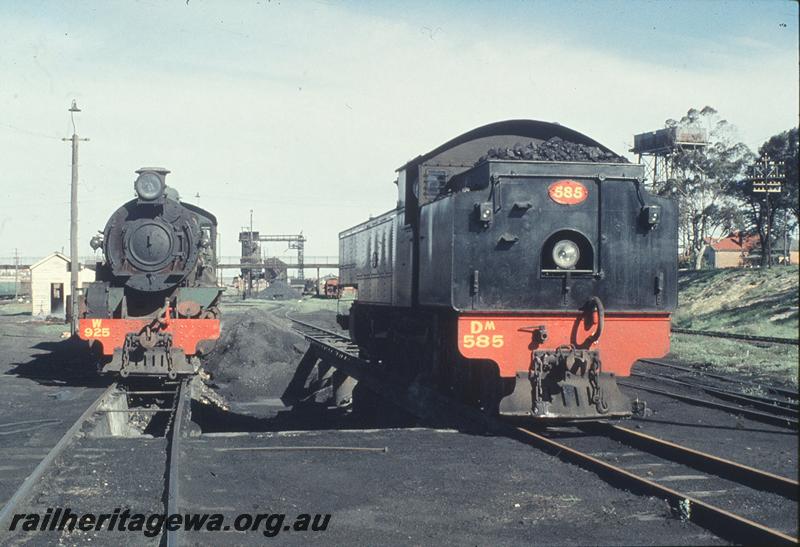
238, 232, 306, 283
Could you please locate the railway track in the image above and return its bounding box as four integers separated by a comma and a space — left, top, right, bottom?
165, 378, 192, 547
0, 382, 120, 531
512, 424, 797, 545
671, 327, 799, 346
620, 380, 798, 429
631, 371, 798, 416
0, 378, 192, 544
622, 359, 799, 429
291, 318, 799, 546
640, 358, 799, 401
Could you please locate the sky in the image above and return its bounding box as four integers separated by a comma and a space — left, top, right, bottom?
0, 0, 797, 265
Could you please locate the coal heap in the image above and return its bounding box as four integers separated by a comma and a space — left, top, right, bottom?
478, 137, 628, 164
255, 280, 302, 301
201, 307, 307, 402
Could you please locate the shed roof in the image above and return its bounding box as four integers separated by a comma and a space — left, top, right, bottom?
29, 252, 69, 270
706, 232, 760, 252
30, 252, 94, 271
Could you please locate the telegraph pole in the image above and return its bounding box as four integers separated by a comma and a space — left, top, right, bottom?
13, 248, 19, 300
784, 210, 790, 265
217, 230, 222, 285
62, 100, 89, 334
249, 209, 254, 298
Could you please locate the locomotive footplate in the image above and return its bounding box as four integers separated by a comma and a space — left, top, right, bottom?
499, 346, 630, 420
103, 332, 196, 378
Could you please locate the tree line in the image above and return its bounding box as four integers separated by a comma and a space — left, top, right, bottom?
650, 106, 798, 268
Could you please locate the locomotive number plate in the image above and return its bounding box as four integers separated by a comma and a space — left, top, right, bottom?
548, 180, 588, 205
460, 320, 504, 349
83, 319, 110, 338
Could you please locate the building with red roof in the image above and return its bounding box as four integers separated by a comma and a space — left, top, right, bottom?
703, 231, 761, 268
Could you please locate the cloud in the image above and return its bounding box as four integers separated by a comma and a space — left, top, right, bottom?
0, 1, 797, 262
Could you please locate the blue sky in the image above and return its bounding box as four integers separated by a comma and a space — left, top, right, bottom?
365, 1, 797, 57
0, 0, 797, 262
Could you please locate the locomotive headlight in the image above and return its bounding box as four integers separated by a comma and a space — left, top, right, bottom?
134, 172, 165, 200
552, 239, 580, 269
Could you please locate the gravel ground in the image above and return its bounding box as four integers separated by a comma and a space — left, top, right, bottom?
0, 313, 166, 546
178, 429, 720, 546
2, 300, 796, 545
553, 427, 797, 536
615, 375, 798, 537
3, 435, 168, 546
625, 362, 798, 480
0, 314, 111, 511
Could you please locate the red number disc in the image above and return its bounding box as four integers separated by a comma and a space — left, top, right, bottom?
548, 180, 588, 205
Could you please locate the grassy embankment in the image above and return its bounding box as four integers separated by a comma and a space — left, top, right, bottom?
670, 266, 799, 386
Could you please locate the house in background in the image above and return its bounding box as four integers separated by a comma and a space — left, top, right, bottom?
772, 238, 799, 265
703, 231, 760, 268
30, 252, 96, 319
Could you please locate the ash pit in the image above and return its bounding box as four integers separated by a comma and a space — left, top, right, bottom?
86, 379, 180, 438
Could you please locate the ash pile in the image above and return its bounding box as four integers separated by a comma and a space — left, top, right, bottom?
201, 306, 307, 403
255, 280, 302, 301
478, 137, 628, 163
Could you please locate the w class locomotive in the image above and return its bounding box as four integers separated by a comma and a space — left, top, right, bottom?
79, 168, 222, 378
338, 120, 677, 420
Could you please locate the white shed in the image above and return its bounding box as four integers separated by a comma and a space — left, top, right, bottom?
30, 252, 96, 319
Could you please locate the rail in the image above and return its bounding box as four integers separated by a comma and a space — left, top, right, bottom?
513, 425, 797, 546
671, 327, 799, 346
639, 358, 799, 400
580, 422, 798, 499
290, 319, 798, 545
0, 383, 118, 529
0, 380, 191, 544
165, 379, 192, 547
630, 371, 798, 416
619, 380, 798, 429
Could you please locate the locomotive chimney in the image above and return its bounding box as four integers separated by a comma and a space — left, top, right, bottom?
134, 167, 170, 202
135, 167, 170, 185
136, 167, 170, 177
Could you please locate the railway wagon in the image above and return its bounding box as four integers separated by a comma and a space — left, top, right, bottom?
78, 168, 223, 378
338, 120, 677, 420
316, 277, 340, 298
323, 278, 339, 298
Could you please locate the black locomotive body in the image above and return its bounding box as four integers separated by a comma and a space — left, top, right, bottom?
79, 168, 223, 378
338, 120, 678, 420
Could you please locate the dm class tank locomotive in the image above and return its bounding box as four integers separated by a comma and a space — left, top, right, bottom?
78, 168, 222, 378
337, 120, 677, 420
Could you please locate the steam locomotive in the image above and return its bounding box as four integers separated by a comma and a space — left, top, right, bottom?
338, 120, 677, 420
78, 168, 222, 378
